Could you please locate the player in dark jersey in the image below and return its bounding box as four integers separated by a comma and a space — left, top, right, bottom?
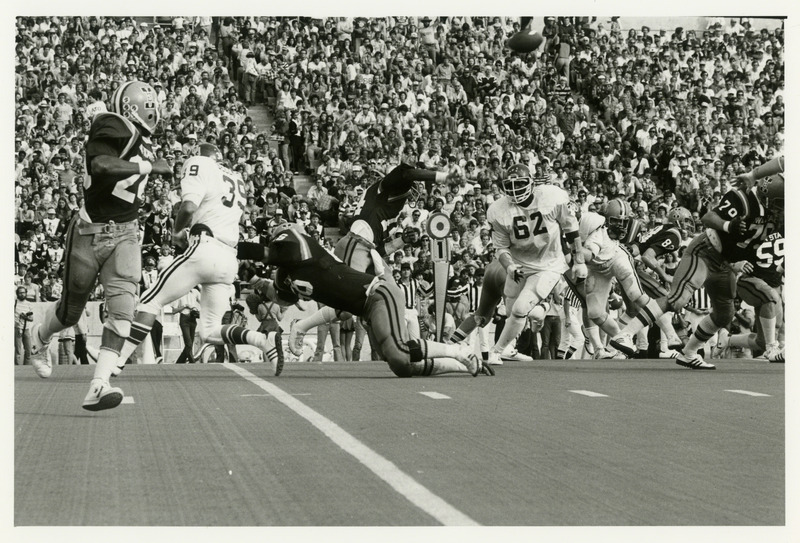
288, 163, 451, 360
605, 200, 686, 357
719, 176, 784, 362
611, 176, 777, 370
246, 225, 491, 377
29, 81, 172, 410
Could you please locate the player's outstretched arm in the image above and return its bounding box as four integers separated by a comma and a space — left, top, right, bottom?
91, 155, 172, 177
736, 156, 784, 188
640, 247, 673, 284
171, 201, 198, 249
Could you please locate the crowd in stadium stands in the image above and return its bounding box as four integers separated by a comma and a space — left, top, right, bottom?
14, 16, 784, 360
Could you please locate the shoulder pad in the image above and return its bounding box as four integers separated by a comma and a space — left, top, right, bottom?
535, 184, 569, 205
92, 112, 139, 139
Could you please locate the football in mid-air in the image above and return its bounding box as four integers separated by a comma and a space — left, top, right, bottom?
507, 31, 544, 53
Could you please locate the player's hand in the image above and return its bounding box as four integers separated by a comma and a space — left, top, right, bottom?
507, 264, 524, 283
734, 170, 756, 190
727, 216, 747, 235
172, 228, 189, 249
731, 260, 754, 275
572, 261, 588, 279
151, 158, 173, 176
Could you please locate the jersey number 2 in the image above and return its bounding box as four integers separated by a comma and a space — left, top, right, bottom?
512, 212, 547, 239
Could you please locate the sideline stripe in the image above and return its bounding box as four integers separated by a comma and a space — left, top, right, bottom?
419, 392, 451, 400
223, 363, 478, 526
570, 390, 608, 398
726, 390, 771, 397
121, 397, 135, 404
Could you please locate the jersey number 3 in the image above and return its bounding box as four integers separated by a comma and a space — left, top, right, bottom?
512, 211, 547, 239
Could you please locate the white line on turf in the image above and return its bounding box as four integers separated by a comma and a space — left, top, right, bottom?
419, 392, 451, 400
569, 390, 609, 398
223, 363, 478, 526
725, 390, 771, 397
121, 397, 135, 404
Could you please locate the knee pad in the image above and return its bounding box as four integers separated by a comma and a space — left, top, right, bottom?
406, 339, 424, 362
106, 291, 136, 323
104, 317, 131, 338
511, 289, 540, 319
587, 308, 608, 324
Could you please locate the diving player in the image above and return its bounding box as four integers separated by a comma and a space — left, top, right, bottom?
288, 163, 451, 358
486, 164, 586, 366
28, 81, 173, 410
250, 225, 492, 377
109, 143, 283, 399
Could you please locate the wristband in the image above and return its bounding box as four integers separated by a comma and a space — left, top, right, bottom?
138, 161, 153, 175
435, 171, 447, 183
722, 221, 730, 233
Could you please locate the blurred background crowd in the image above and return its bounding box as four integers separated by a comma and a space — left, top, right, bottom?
14, 15, 784, 359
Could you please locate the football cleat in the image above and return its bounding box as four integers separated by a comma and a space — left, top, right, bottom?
288, 319, 305, 357
486, 350, 503, 366
659, 349, 681, 359
29, 324, 53, 379
764, 344, 784, 364
500, 346, 533, 362
481, 362, 496, 376
456, 345, 481, 377
675, 352, 716, 370
609, 334, 637, 358
593, 347, 616, 360
259, 331, 284, 376
667, 336, 685, 351
82, 379, 124, 411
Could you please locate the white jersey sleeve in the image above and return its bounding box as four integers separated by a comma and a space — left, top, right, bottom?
180, 156, 210, 206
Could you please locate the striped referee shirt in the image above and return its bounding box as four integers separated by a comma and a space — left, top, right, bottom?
563, 286, 583, 310
689, 287, 711, 311
400, 278, 421, 310
467, 279, 479, 312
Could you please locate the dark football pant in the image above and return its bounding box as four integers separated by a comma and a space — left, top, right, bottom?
665, 233, 737, 328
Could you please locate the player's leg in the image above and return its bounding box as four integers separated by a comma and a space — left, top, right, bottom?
116, 239, 206, 370
676, 270, 735, 370
313, 323, 330, 361
584, 270, 619, 357
450, 265, 504, 345
612, 236, 710, 356
737, 276, 781, 357
366, 283, 485, 376
405, 308, 421, 341
31, 218, 100, 378
289, 305, 348, 356
82, 232, 142, 410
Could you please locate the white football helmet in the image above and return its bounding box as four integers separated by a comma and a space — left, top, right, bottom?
110, 80, 160, 135
667, 206, 695, 233
501, 163, 535, 204
579, 211, 606, 242
604, 198, 640, 242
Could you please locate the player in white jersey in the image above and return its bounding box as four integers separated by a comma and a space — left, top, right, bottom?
486, 164, 586, 366
577, 210, 650, 358
111, 144, 282, 393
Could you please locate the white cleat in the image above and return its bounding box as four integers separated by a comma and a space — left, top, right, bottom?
500, 346, 533, 362
593, 347, 617, 360
609, 334, 637, 358
456, 345, 481, 376
287, 319, 305, 357
764, 344, 784, 364
29, 324, 53, 379
82, 379, 124, 411
486, 350, 503, 366
676, 352, 716, 370
255, 331, 284, 376
659, 349, 681, 359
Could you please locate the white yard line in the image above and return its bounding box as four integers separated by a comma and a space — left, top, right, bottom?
121, 397, 135, 404
418, 392, 451, 400
725, 390, 771, 397
569, 390, 609, 398
224, 364, 478, 526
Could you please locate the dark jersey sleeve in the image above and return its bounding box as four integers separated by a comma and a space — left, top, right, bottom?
85, 113, 136, 166
639, 226, 681, 258
713, 189, 750, 221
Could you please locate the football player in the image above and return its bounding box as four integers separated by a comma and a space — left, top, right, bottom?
611, 173, 779, 369
288, 163, 451, 358
719, 175, 784, 362
28, 81, 172, 410
248, 225, 492, 377
109, 143, 283, 401
604, 199, 686, 357
486, 164, 586, 366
